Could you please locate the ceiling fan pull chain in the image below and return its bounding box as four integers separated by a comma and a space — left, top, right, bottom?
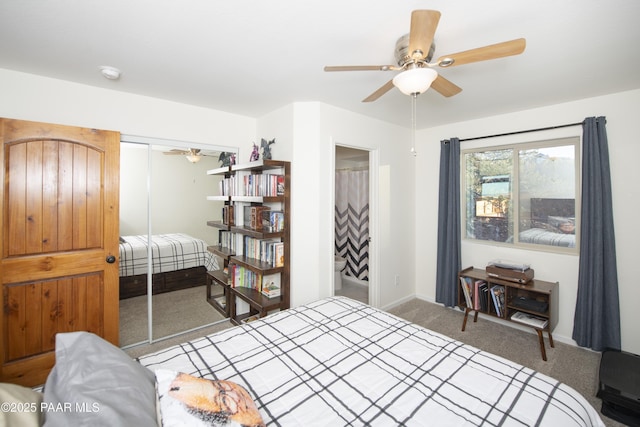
410, 93, 418, 157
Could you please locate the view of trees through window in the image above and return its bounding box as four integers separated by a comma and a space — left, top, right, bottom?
463, 138, 579, 251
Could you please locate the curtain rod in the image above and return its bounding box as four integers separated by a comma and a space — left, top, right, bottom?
441, 121, 584, 144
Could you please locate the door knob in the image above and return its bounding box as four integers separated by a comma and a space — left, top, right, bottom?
106, 255, 116, 264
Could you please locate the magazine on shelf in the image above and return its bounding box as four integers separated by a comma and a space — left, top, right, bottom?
510, 311, 549, 329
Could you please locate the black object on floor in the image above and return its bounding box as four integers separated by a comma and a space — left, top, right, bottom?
597, 348, 640, 426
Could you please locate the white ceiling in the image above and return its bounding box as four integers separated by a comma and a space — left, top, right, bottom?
1, 0, 639, 129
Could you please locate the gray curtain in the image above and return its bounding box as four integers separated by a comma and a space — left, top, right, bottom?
572, 117, 621, 351
436, 138, 461, 307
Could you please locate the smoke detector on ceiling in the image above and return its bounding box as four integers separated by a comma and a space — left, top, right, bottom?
99, 66, 121, 80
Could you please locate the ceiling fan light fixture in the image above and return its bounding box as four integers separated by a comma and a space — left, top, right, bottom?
393, 68, 438, 96
186, 154, 201, 163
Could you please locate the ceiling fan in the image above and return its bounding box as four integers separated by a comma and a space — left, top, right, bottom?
163, 148, 215, 163
324, 10, 526, 102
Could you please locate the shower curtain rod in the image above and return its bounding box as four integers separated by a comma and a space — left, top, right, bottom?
441, 120, 584, 144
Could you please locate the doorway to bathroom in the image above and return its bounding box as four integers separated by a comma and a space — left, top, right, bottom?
334, 146, 370, 304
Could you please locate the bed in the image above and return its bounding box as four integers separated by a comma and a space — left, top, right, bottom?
10, 296, 604, 426
139, 297, 604, 426
118, 233, 218, 299
518, 198, 576, 248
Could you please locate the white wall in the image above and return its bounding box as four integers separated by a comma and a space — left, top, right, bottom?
0, 67, 253, 252
317, 104, 416, 309
257, 102, 416, 309
119, 143, 149, 234
119, 144, 223, 244
415, 88, 640, 354
0, 69, 253, 156
4, 67, 636, 354
258, 103, 326, 307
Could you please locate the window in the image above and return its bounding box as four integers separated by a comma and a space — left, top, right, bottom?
463, 137, 579, 252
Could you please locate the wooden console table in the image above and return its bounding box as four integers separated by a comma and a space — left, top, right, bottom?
458, 266, 559, 361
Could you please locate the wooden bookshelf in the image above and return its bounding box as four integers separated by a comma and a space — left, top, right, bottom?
458, 266, 559, 361
206, 270, 230, 317
207, 160, 290, 325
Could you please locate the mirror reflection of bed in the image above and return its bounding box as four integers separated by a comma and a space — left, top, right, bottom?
518, 198, 576, 248
119, 142, 231, 348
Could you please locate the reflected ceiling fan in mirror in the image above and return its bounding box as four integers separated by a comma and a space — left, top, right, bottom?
324, 9, 526, 102
162, 148, 217, 163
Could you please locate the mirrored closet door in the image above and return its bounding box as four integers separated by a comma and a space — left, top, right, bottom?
119, 142, 150, 347
119, 138, 236, 348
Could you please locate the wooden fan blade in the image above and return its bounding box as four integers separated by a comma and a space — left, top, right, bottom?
408, 10, 441, 61
437, 38, 526, 67
430, 75, 462, 97
164, 150, 188, 155
324, 65, 394, 72
362, 79, 395, 103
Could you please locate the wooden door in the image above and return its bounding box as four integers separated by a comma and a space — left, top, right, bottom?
0, 118, 120, 386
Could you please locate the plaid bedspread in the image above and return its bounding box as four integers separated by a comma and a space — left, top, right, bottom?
519, 228, 576, 248
138, 297, 604, 426
118, 233, 217, 277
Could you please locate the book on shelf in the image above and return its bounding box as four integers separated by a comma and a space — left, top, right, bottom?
511, 311, 549, 329
459, 276, 473, 308
229, 263, 281, 296
490, 285, 505, 317
262, 210, 285, 232
228, 264, 260, 290
478, 281, 489, 312
276, 175, 285, 195
241, 236, 283, 267
219, 231, 236, 253
261, 273, 281, 298
222, 205, 235, 225
219, 176, 236, 197
473, 280, 486, 311
478, 282, 488, 312
465, 277, 475, 309
241, 173, 284, 197
274, 242, 284, 267
244, 206, 270, 229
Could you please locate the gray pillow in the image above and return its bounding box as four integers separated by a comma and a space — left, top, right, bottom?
43, 332, 157, 427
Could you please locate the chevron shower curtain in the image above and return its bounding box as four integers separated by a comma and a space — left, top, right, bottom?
335, 169, 369, 281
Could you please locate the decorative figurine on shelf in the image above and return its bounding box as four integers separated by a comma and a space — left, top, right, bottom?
218, 152, 236, 167
260, 138, 275, 160
249, 143, 260, 161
